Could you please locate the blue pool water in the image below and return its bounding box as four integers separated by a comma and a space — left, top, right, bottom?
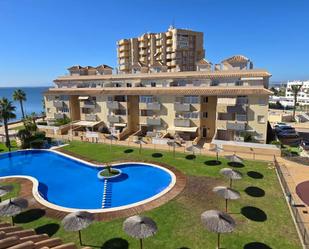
0, 150, 173, 210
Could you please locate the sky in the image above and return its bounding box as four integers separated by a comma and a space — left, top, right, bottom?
0, 0, 308, 87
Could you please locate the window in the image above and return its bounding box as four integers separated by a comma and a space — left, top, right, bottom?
127, 83, 132, 87
151, 82, 156, 87
176, 112, 199, 119
139, 95, 153, 103
184, 95, 199, 104
202, 112, 208, 118
47, 108, 51, 113
257, 115, 265, 123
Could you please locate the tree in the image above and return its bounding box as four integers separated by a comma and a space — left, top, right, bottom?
13, 89, 26, 119
0, 98, 16, 151
291, 84, 303, 120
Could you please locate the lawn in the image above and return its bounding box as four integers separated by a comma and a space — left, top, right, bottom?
0, 141, 302, 249
0, 141, 18, 153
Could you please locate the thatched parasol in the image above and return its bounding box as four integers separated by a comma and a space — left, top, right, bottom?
219, 168, 243, 187
167, 140, 182, 157
0, 197, 28, 225
210, 145, 224, 161
62, 211, 94, 245
134, 139, 147, 154
213, 186, 240, 212
225, 154, 243, 164
123, 215, 157, 249
201, 209, 236, 249
0, 185, 14, 202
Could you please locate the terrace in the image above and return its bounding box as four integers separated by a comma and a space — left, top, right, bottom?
0, 141, 301, 249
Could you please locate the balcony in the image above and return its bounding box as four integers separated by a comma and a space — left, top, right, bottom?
156, 40, 162, 46
118, 39, 129, 45
85, 114, 97, 121
227, 105, 246, 114
119, 51, 129, 57
236, 114, 247, 122
139, 42, 147, 48
53, 101, 64, 108
146, 102, 161, 111
166, 39, 173, 45
108, 115, 120, 123
174, 118, 190, 127
146, 117, 161, 126
139, 50, 147, 56
107, 101, 119, 109
166, 31, 172, 38
54, 113, 65, 119
118, 45, 129, 52
80, 101, 96, 109
120, 65, 129, 71
166, 47, 173, 52
227, 122, 246, 131
174, 103, 190, 112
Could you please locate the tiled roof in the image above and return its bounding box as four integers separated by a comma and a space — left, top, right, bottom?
222, 55, 249, 63
54, 69, 271, 82
196, 58, 212, 65
45, 86, 273, 96
67, 65, 84, 70
96, 64, 113, 70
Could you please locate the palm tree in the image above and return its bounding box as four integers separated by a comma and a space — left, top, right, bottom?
0, 98, 16, 151
291, 84, 303, 120
13, 89, 27, 119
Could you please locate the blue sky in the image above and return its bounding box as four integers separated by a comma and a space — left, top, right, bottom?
0, 0, 308, 87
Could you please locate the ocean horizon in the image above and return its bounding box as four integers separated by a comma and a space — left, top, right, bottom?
0, 86, 49, 122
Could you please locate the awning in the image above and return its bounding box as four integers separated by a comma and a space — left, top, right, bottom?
114, 123, 127, 127
168, 127, 198, 132
73, 120, 102, 127
78, 96, 89, 100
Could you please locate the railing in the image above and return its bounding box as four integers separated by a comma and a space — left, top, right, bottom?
85, 114, 97, 121
174, 118, 190, 127
146, 117, 161, 126
107, 101, 119, 109
274, 158, 309, 248
53, 101, 64, 108
146, 102, 161, 111
174, 103, 190, 112
108, 115, 120, 123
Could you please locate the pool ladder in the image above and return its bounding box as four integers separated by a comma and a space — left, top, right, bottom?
102, 179, 112, 208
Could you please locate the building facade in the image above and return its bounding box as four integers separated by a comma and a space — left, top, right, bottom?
44, 55, 271, 144
117, 26, 205, 74
284, 80, 309, 106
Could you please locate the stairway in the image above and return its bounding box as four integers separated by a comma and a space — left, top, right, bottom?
0, 222, 91, 249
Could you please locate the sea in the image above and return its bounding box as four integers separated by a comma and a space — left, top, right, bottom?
0, 87, 50, 123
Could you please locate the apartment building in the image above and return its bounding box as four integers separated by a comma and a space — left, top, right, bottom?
284, 80, 309, 106
117, 26, 205, 73
44, 54, 272, 144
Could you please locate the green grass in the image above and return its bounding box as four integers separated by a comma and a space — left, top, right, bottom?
0, 141, 302, 249
0, 141, 18, 153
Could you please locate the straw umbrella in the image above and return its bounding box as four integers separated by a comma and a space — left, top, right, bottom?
201, 210, 236, 249
123, 215, 157, 249
225, 154, 243, 164
219, 168, 242, 187
213, 186, 240, 212
0, 197, 28, 225
62, 211, 94, 245
210, 145, 224, 161
0, 184, 14, 202
134, 139, 147, 154
186, 144, 202, 156
167, 140, 182, 157
105, 134, 118, 151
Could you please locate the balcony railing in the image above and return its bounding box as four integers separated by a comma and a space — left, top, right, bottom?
108, 115, 120, 123
227, 122, 246, 131
85, 114, 97, 121
146, 102, 161, 111
174, 103, 190, 112
174, 118, 190, 127
146, 117, 161, 126
81, 101, 96, 109
107, 101, 119, 109
53, 101, 64, 108
54, 113, 65, 119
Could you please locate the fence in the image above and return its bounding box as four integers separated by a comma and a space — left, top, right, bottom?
274, 157, 309, 248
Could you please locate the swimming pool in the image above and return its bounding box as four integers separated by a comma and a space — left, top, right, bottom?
0, 150, 175, 212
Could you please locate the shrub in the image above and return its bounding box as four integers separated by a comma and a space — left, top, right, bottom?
54, 117, 71, 126
30, 139, 45, 149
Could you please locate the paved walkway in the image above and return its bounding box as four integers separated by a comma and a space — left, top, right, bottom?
276, 157, 309, 225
